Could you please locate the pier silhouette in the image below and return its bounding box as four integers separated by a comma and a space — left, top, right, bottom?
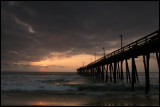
77, 30, 159, 94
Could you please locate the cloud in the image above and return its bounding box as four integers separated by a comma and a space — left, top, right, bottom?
13, 16, 35, 33
1, 1, 159, 71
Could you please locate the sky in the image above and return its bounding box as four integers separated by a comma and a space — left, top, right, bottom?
1, 1, 159, 72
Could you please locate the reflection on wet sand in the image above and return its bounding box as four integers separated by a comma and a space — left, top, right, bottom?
29, 100, 133, 106
1, 92, 159, 106
30, 100, 83, 106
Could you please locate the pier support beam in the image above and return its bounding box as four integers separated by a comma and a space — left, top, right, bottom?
86, 69, 88, 76
92, 68, 95, 78
132, 57, 136, 91
132, 58, 138, 84
156, 52, 160, 72
98, 66, 101, 81
96, 67, 99, 80
101, 66, 105, 82
93, 67, 96, 78
117, 62, 120, 80
109, 63, 113, 82
125, 59, 131, 83
121, 60, 124, 80
99, 66, 101, 81
113, 62, 117, 83
143, 54, 150, 94
90, 68, 92, 77
105, 64, 109, 82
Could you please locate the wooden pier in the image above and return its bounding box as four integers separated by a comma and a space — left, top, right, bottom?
77, 30, 159, 94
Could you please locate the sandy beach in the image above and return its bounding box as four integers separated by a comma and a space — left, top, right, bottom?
1, 91, 159, 106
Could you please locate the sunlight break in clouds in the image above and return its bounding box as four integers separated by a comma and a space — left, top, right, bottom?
30, 54, 97, 68
29, 53, 99, 72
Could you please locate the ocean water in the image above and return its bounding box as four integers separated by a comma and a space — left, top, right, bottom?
1, 71, 159, 106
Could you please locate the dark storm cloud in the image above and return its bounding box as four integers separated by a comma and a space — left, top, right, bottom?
1, 1, 159, 70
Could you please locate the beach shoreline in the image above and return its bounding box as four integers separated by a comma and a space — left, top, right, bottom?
1, 91, 159, 106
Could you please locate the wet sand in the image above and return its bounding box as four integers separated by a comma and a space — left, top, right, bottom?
1, 92, 159, 106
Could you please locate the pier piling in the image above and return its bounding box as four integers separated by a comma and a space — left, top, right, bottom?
77, 30, 159, 94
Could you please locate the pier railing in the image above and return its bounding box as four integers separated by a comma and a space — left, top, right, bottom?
77, 30, 159, 94
83, 30, 159, 68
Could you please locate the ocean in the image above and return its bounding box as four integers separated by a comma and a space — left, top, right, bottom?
1, 71, 159, 106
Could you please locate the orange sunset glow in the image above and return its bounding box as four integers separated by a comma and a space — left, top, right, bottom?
29, 54, 101, 72
30, 54, 96, 66
12, 52, 158, 72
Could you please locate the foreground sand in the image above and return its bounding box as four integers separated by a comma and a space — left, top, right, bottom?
1, 92, 159, 106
